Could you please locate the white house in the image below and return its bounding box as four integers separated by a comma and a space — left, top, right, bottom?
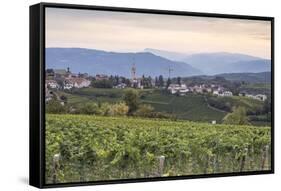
170, 88, 177, 94
214, 90, 233, 97
255, 94, 267, 101
221, 91, 233, 97
168, 84, 189, 95
180, 84, 187, 89
213, 90, 219, 96
73, 78, 91, 88
114, 83, 127, 89
168, 84, 180, 89
245, 93, 267, 101
168, 84, 180, 94
64, 82, 74, 90
64, 78, 91, 89
194, 85, 203, 93
46, 80, 59, 89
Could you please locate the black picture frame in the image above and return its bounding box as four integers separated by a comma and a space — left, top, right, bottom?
30, 2, 275, 189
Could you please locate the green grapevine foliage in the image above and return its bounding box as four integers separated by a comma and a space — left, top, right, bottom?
46, 114, 271, 183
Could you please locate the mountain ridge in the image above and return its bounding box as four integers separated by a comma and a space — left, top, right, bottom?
46, 47, 271, 77
46, 47, 202, 78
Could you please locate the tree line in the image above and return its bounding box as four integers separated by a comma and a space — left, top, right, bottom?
91, 74, 175, 89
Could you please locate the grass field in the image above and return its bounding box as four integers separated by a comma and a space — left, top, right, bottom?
141, 92, 225, 122
241, 83, 271, 90
208, 95, 264, 111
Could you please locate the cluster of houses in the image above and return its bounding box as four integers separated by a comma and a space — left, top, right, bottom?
168, 83, 233, 97
45, 68, 91, 90
45, 67, 267, 103
167, 84, 190, 95
167, 83, 267, 101
213, 90, 233, 97
239, 92, 267, 101
45, 65, 143, 92
45, 68, 92, 102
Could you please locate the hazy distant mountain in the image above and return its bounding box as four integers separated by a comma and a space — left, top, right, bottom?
46, 48, 202, 78
143, 50, 271, 75
216, 72, 271, 84
143, 48, 191, 61
182, 52, 271, 75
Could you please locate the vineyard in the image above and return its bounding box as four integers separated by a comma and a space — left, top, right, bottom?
46, 114, 271, 184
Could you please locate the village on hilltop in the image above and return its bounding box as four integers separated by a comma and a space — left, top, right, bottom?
45, 65, 267, 103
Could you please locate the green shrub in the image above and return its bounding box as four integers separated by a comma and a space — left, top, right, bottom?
109, 102, 129, 116
223, 107, 250, 125
123, 89, 139, 114
134, 104, 154, 117
46, 99, 67, 114
77, 103, 100, 115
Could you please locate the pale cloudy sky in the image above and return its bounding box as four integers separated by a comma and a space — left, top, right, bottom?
46, 7, 271, 59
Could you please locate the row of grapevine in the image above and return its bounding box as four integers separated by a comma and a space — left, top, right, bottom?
46, 114, 271, 184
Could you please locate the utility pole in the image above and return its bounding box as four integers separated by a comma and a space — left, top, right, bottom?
168, 66, 173, 78
131, 58, 136, 81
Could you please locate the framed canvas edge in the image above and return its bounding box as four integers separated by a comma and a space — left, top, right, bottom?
30, 3, 44, 188
29, 2, 275, 189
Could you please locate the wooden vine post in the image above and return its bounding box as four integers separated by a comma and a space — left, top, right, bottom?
240, 148, 248, 172
52, 153, 60, 184
261, 145, 269, 170
157, 155, 165, 177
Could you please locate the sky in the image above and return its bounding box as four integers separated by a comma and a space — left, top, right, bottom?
46, 7, 271, 59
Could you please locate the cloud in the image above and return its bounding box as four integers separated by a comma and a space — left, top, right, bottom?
46, 7, 271, 59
